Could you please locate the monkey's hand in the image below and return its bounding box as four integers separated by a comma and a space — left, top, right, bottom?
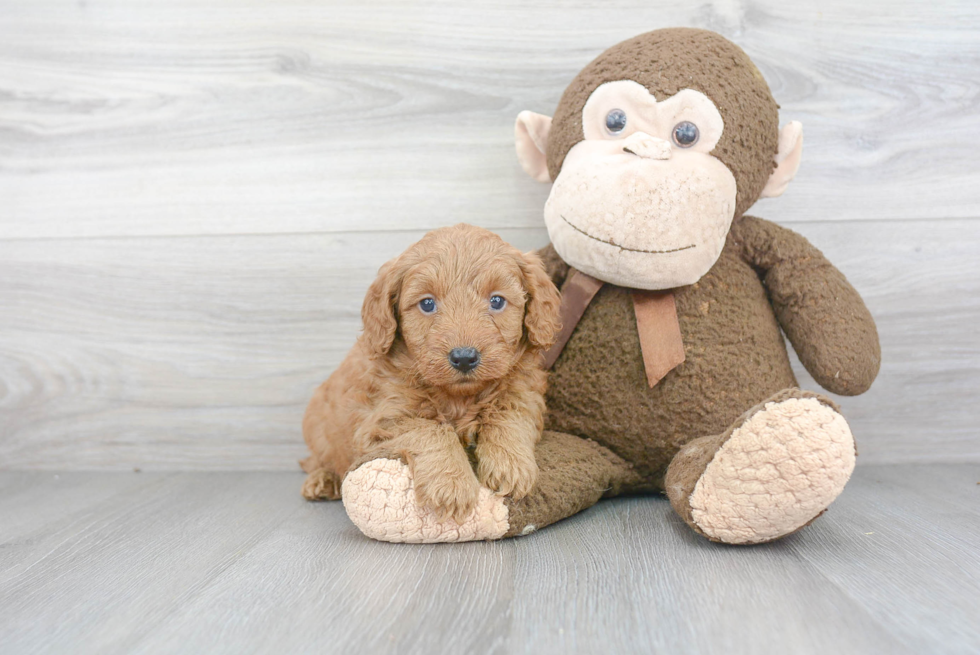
357, 419, 481, 523
732, 216, 881, 396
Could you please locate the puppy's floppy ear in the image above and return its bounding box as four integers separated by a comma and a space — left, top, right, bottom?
519, 250, 562, 350
361, 256, 404, 357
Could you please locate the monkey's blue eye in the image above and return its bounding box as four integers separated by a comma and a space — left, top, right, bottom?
672, 121, 699, 147
418, 298, 436, 314
605, 109, 627, 134
489, 295, 507, 311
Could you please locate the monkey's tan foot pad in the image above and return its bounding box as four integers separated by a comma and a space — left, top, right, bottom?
341, 458, 509, 543
682, 396, 856, 545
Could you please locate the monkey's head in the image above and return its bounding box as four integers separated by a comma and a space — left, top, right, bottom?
515, 28, 803, 290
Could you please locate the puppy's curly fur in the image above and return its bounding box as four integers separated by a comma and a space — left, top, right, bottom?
300, 224, 562, 521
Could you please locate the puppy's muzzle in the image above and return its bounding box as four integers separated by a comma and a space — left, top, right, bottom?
448, 347, 481, 373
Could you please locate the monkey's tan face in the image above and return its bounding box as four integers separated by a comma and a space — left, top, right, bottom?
545, 81, 737, 290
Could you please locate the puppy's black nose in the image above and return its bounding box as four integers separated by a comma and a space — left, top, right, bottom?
448, 347, 481, 373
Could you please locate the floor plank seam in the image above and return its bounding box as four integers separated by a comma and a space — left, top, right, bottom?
120, 496, 312, 653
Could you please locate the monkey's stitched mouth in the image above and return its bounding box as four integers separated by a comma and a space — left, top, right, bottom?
560, 215, 696, 255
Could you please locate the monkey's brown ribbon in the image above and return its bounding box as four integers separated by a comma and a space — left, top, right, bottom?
630, 288, 686, 387
543, 270, 686, 387
543, 270, 604, 370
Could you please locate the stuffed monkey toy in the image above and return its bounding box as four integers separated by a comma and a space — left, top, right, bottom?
339, 28, 880, 544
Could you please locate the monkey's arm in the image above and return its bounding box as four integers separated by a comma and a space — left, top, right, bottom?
533, 243, 570, 287
731, 215, 880, 396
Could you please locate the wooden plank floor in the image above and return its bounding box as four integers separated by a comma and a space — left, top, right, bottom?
1, 464, 977, 654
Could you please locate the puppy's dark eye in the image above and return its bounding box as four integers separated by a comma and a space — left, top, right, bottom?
605, 109, 627, 135
489, 295, 507, 312
418, 298, 436, 314
672, 121, 699, 147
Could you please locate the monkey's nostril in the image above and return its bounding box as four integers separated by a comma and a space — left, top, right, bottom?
448, 347, 481, 373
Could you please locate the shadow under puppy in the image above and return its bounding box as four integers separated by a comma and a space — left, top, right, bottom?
301, 224, 561, 521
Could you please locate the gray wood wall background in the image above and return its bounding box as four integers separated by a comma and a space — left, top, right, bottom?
1, 0, 978, 470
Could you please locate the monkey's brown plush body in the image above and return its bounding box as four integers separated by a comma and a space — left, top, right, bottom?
512, 215, 879, 542
339, 28, 880, 544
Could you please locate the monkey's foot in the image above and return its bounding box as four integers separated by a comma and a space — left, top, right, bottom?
341, 458, 509, 543
666, 390, 856, 545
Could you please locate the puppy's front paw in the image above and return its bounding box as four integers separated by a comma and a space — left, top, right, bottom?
476, 443, 538, 500
412, 464, 481, 523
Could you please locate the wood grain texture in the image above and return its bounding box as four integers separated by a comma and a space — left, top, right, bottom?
0, 466, 977, 654
2, 220, 978, 469
1, 0, 979, 469
0, 0, 978, 240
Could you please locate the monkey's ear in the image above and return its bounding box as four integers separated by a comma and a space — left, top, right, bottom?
515, 111, 553, 183
760, 121, 803, 198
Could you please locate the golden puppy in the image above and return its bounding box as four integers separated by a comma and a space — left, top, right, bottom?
300, 224, 561, 521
